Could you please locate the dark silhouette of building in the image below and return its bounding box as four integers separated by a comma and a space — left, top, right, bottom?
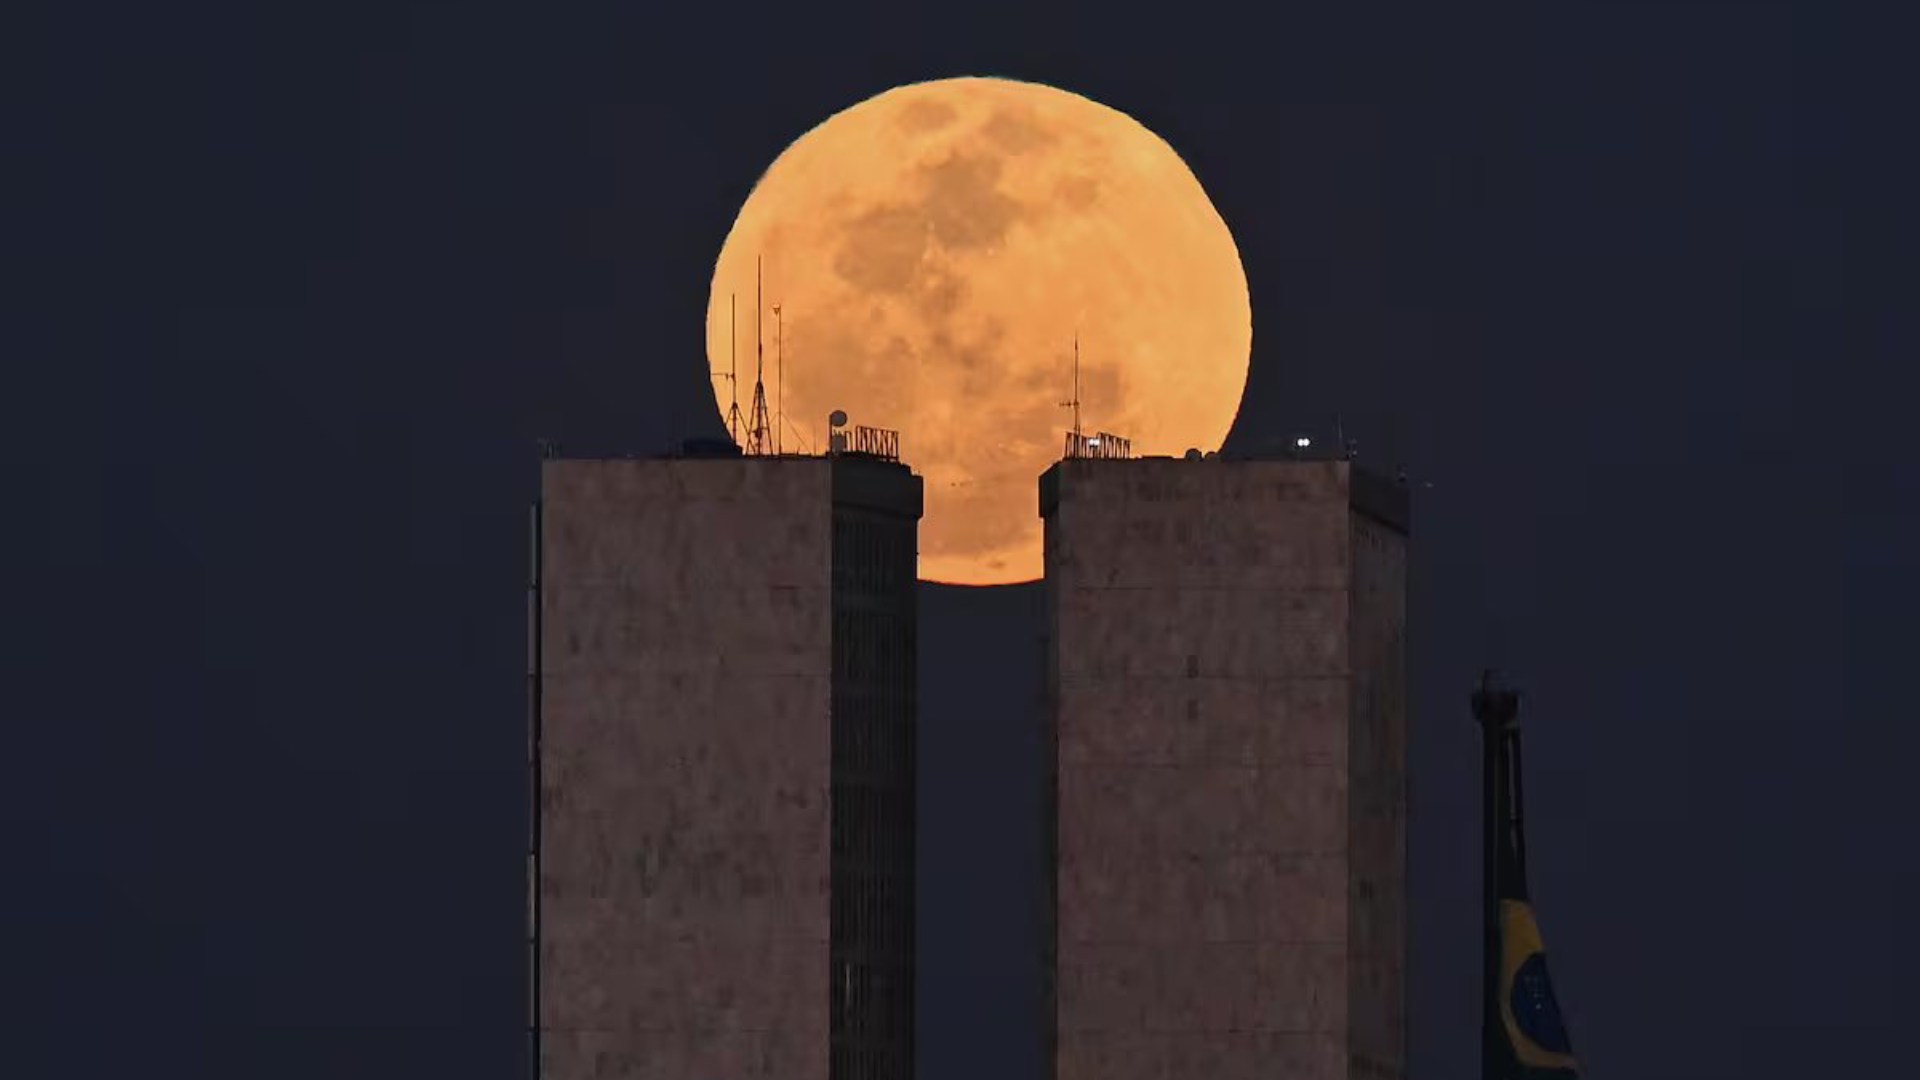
1038, 455, 1409, 1080
529, 447, 922, 1080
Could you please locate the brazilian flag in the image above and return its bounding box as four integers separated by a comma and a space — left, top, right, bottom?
1495, 898, 1578, 1076
1477, 673, 1578, 1080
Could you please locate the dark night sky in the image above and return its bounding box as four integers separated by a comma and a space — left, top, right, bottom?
13, 3, 1917, 1077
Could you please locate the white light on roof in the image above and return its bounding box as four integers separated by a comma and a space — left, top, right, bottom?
1087, 437, 1102, 447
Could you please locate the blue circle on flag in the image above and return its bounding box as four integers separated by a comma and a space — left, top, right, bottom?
1510, 952, 1573, 1055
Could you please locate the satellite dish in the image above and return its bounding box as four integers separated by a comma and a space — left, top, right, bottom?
829, 410, 848, 428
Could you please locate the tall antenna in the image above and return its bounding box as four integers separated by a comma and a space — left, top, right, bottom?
746, 256, 775, 455
725, 294, 744, 445
1059, 332, 1083, 455
773, 301, 784, 456
1073, 333, 1082, 443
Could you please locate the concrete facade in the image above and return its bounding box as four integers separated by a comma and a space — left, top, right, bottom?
1039, 457, 1408, 1080
533, 454, 921, 1080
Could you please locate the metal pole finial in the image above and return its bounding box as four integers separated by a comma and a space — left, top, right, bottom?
1471, 669, 1520, 731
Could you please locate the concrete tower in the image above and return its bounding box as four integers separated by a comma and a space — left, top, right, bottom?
530, 446, 922, 1080
1039, 455, 1409, 1080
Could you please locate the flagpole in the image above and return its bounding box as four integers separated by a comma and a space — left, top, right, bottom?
1473, 671, 1517, 1080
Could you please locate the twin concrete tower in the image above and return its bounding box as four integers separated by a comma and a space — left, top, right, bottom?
527, 440, 1409, 1080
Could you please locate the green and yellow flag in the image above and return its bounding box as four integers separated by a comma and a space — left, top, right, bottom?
1497, 898, 1578, 1075
1476, 673, 1579, 1080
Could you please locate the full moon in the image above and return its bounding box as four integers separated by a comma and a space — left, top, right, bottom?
707, 77, 1251, 585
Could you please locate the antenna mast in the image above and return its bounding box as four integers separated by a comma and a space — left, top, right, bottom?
774, 301, 784, 456
1059, 332, 1084, 456
1073, 333, 1082, 443
746, 256, 775, 455
724, 294, 744, 445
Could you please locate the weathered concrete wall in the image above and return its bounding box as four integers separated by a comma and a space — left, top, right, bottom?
538, 459, 835, 1080
1347, 510, 1408, 1080
1041, 458, 1407, 1080
827, 463, 922, 1080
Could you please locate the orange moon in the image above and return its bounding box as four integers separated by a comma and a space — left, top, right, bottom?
707, 77, 1251, 585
